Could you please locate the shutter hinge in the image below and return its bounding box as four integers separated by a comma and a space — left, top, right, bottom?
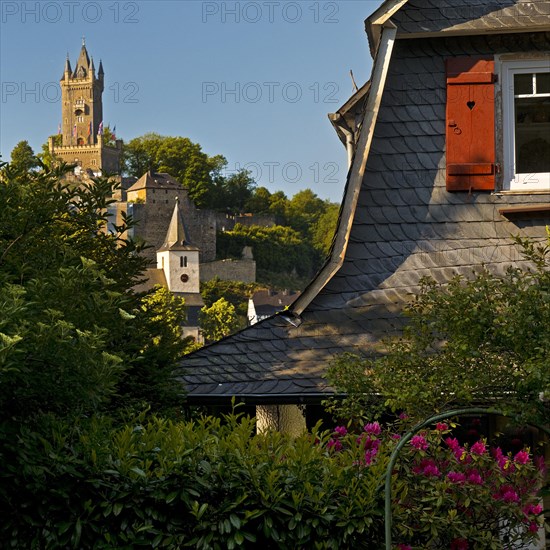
495, 163, 501, 174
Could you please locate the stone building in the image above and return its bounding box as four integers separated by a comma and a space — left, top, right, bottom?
134, 198, 204, 341
50, 40, 122, 175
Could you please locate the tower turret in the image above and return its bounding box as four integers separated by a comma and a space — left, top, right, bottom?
157, 198, 201, 294
63, 54, 72, 79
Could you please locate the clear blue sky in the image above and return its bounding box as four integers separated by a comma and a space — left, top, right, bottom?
1, 1, 382, 202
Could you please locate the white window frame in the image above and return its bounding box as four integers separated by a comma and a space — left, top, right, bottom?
501, 58, 550, 191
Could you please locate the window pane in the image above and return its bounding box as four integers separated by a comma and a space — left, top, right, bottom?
536, 72, 550, 94
514, 73, 533, 95
515, 97, 550, 173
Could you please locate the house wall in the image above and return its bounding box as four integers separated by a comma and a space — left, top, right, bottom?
313, 32, 550, 336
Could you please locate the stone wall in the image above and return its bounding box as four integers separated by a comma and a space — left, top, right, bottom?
109, 200, 217, 263
200, 259, 256, 283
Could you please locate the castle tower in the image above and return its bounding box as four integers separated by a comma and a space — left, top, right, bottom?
50, 39, 122, 176
157, 198, 201, 295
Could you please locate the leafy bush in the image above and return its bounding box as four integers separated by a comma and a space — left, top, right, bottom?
216, 224, 319, 277
0, 412, 386, 549
2, 412, 545, 549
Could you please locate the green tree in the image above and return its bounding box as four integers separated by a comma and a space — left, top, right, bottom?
311, 202, 340, 258
101, 125, 117, 147
201, 277, 258, 328
8, 140, 39, 174
123, 133, 226, 208
0, 161, 187, 420
199, 297, 240, 342
268, 190, 289, 220
210, 169, 256, 212
245, 186, 272, 213
216, 223, 318, 279
38, 135, 62, 169
326, 234, 550, 426
285, 189, 327, 237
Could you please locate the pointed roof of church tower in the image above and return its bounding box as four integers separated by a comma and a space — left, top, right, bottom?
73, 39, 91, 77
158, 198, 199, 252
98, 59, 104, 76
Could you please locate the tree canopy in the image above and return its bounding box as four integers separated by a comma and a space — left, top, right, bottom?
123, 133, 227, 208
199, 297, 240, 343
0, 161, 189, 421
9, 140, 39, 174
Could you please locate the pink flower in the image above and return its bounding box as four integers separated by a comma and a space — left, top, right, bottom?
397, 545, 412, 550
435, 422, 448, 431
363, 421, 382, 435
445, 437, 461, 452
333, 426, 348, 437
450, 538, 469, 550
447, 471, 466, 484
399, 412, 409, 420
529, 521, 539, 533
514, 450, 530, 464
327, 438, 342, 452
470, 441, 486, 455
496, 486, 520, 503
466, 469, 483, 485
524, 503, 543, 516
423, 463, 440, 477
413, 459, 440, 477
410, 435, 428, 451
364, 449, 378, 465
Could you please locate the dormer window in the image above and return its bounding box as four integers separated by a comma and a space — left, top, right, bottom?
502, 58, 550, 191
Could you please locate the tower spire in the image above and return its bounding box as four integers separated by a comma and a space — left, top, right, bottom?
64, 53, 72, 76
159, 196, 198, 251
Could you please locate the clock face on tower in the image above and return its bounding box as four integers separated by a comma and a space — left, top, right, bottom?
180, 274, 189, 283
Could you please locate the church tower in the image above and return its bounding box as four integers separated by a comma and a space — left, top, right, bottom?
50, 39, 122, 177
157, 198, 201, 295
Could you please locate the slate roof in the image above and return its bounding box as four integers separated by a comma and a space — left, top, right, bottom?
158, 199, 198, 252
177, 1, 550, 404
391, 0, 550, 36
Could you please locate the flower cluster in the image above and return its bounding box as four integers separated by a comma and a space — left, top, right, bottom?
324, 420, 546, 549
393, 423, 546, 549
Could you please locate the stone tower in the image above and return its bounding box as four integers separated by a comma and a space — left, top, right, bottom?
50, 39, 122, 176
157, 198, 201, 295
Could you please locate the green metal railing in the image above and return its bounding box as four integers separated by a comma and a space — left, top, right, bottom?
384, 407, 550, 550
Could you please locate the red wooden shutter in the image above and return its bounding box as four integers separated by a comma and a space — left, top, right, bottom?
446, 57, 496, 191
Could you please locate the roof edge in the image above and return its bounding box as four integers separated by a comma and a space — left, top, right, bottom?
366, 0, 409, 56
292, 24, 398, 316
182, 392, 341, 406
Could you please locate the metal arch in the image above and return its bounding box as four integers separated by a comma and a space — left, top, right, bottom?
384, 407, 550, 550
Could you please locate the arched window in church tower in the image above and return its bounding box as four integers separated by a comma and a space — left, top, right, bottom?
180, 256, 188, 268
